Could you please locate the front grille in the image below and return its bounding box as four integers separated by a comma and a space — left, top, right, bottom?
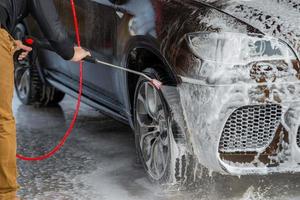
219, 104, 282, 153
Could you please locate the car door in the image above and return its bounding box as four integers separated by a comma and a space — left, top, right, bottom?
56, 0, 124, 113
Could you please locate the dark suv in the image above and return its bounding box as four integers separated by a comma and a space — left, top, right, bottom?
14, 0, 300, 184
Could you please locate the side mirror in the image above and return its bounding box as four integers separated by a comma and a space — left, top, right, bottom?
109, 0, 127, 5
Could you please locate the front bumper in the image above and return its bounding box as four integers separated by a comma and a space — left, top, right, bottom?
173, 78, 300, 175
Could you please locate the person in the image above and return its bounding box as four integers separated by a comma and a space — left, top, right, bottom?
0, 1, 90, 199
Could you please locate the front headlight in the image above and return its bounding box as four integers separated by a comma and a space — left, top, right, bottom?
187, 32, 296, 65
185, 32, 299, 84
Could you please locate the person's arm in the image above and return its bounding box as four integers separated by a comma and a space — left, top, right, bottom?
28, 0, 89, 61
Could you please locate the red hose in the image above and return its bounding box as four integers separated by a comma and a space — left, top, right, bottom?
17, 0, 83, 161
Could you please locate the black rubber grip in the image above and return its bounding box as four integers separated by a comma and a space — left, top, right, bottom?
83, 56, 97, 63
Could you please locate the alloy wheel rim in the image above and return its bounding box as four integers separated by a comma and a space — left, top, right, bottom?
16, 67, 30, 99
136, 81, 170, 180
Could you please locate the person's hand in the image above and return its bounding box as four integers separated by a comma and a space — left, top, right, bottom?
14, 40, 33, 60
71, 47, 91, 62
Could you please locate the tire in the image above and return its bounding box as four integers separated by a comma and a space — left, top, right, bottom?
13, 24, 65, 106
134, 67, 198, 186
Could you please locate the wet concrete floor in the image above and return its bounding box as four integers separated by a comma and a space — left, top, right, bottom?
14, 96, 300, 200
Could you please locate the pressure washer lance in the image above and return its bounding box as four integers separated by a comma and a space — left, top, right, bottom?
84, 56, 163, 89
17, 37, 163, 90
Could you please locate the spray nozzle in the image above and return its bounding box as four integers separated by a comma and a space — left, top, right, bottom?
150, 79, 163, 90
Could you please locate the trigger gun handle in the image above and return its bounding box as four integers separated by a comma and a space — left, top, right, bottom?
14, 36, 54, 61
14, 37, 35, 61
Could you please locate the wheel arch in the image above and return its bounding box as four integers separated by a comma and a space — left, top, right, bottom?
122, 37, 179, 122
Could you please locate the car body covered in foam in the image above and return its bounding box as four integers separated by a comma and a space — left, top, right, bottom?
160, 0, 300, 175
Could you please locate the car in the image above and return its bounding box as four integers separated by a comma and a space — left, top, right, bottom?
13, 0, 300, 185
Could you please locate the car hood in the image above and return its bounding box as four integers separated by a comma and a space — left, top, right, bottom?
201, 0, 300, 57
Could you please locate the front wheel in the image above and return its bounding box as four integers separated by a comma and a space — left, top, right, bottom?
134, 68, 198, 186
